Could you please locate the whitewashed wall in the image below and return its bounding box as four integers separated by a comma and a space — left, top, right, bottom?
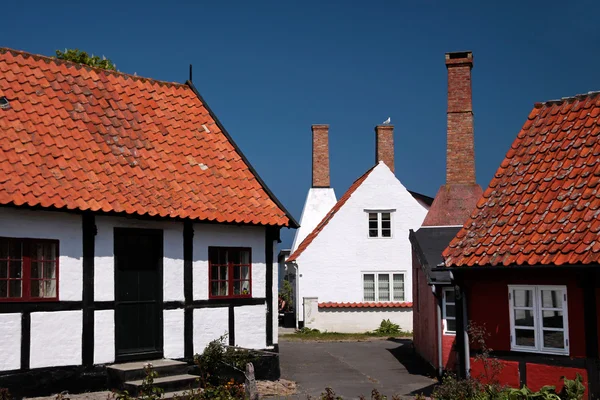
291, 188, 337, 252
192, 224, 266, 301
95, 216, 184, 302
0, 313, 20, 371
303, 297, 413, 333
164, 309, 184, 358
272, 240, 278, 345
235, 304, 267, 349
30, 310, 82, 368
0, 207, 83, 301
295, 163, 428, 323
193, 307, 229, 354
94, 310, 115, 365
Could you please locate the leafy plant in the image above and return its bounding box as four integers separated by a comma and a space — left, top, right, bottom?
0, 389, 11, 400
114, 365, 164, 400
319, 387, 343, 400
504, 385, 560, 399
279, 280, 294, 311
298, 327, 321, 334
374, 319, 400, 335
55, 49, 117, 70
194, 334, 256, 386
559, 373, 585, 400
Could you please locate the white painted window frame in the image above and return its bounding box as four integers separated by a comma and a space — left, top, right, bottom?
508, 285, 569, 356
365, 210, 395, 239
442, 287, 456, 335
362, 271, 405, 302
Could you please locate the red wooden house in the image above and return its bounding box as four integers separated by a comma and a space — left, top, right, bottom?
442, 91, 600, 398
410, 51, 482, 375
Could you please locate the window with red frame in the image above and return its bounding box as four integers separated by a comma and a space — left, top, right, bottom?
208, 247, 251, 298
0, 238, 59, 301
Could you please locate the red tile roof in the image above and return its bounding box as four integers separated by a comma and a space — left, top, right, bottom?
0, 48, 296, 227
443, 92, 600, 267
286, 166, 376, 262
319, 302, 413, 309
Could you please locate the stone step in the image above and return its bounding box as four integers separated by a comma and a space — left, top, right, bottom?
123, 374, 200, 396
107, 359, 190, 386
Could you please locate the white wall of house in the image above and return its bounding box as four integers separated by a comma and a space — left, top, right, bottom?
164, 309, 185, 359
30, 310, 82, 369
193, 307, 229, 354
94, 310, 115, 365
0, 207, 83, 301
303, 297, 412, 333
0, 314, 20, 371
95, 216, 185, 302
293, 163, 428, 330
291, 188, 337, 252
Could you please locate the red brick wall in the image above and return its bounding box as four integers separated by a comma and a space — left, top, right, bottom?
470, 357, 520, 387
527, 364, 588, 398
412, 252, 438, 368
442, 333, 457, 371
445, 52, 475, 185
375, 125, 394, 173
464, 270, 586, 357
312, 124, 330, 187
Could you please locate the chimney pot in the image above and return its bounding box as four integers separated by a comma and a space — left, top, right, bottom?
312, 124, 330, 188
375, 125, 394, 173
445, 51, 475, 185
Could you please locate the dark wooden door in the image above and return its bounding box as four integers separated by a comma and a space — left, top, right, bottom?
114, 228, 163, 361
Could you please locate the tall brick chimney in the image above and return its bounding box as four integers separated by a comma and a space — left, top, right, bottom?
446, 51, 475, 184
375, 125, 394, 173
312, 124, 330, 188
422, 51, 482, 227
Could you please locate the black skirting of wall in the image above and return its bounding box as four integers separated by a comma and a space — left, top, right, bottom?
0, 365, 107, 399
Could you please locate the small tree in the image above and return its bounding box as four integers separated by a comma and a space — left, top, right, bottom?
55, 49, 116, 70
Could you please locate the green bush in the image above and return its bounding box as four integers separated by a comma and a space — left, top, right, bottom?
374, 319, 400, 335
194, 334, 256, 386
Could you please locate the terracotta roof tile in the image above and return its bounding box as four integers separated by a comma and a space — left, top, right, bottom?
444, 92, 600, 266
318, 302, 413, 309
0, 48, 296, 227
286, 166, 377, 262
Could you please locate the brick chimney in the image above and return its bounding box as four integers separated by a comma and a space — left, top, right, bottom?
375, 125, 394, 173
422, 51, 482, 227
446, 51, 475, 185
312, 124, 330, 188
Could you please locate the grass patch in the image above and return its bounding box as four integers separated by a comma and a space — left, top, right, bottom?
280, 327, 412, 341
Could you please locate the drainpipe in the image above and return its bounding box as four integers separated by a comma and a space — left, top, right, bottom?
433, 285, 443, 377
293, 264, 299, 330
463, 290, 471, 378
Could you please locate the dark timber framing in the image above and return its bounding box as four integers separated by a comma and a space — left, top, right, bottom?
454, 280, 467, 379
82, 213, 96, 367
265, 227, 279, 346
583, 270, 599, 398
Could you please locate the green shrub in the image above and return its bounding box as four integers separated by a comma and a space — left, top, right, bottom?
194, 334, 256, 386
298, 327, 321, 334
374, 319, 400, 335
560, 373, 585, 400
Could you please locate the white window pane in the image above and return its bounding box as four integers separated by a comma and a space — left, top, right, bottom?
381, 228, 391, 237
363, 274, 375, 301
393, 274, 404, 301
515, 329, 536, 347
44, 280, 57, 298
381, 213, 391, 221
543, 330, 564, 349
446, 319, 456, 332
542, 310, 564, 328
513, 289, 534, 307
514, 309, 535, 327
541, 290, 562, 309
378, 274, 390, 301
369, 229, 379, 238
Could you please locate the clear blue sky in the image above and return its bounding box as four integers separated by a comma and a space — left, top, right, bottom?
3, 1, 599, 247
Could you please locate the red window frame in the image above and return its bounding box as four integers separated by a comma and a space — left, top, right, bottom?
208, 247, 252, 299
0, 237, 59, 302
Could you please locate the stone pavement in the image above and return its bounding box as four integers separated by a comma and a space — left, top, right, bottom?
279, 338, 437, 399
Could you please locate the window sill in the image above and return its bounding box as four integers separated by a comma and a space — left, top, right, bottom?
0, 298, 59, 303
443, 331, 456, 336
208, 295, 252, 300
509, 347, 569, 357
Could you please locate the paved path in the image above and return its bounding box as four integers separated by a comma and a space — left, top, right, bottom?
279, 339, 438, 399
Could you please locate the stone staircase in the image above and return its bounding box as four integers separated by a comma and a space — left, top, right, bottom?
107, 359, 199, 398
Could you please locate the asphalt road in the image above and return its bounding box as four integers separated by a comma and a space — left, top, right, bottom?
279, 339, 438, 399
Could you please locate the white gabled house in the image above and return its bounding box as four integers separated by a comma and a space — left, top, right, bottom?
286, 124, 432, 333
0, 48, 297, 396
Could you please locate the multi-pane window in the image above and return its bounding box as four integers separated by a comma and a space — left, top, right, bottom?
508, 285, 569, 355
0, 238, 58, 301
363, 272, 404, 302
368, 212, 392, 238
443, 288, 456, 334
208, 247, 251, 298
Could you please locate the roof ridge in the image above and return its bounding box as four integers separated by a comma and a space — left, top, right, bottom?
535, 90, 600, 108
0, 47, 187, 88
286, 165, 377, 261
